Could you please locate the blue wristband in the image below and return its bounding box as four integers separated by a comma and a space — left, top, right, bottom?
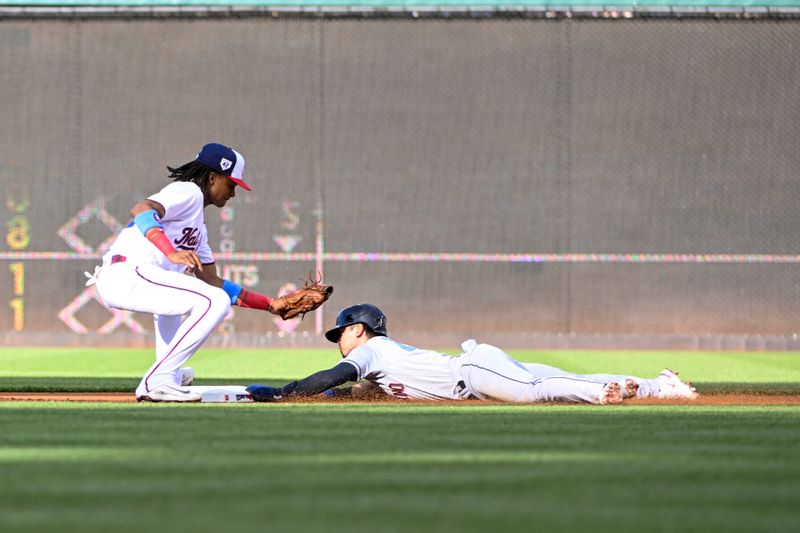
133, 209, 163, 236
222, 279, 243, 305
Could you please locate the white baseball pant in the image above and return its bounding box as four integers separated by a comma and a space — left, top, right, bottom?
521, 363, 660, 398
95, 262, 230, 397
457, 341, 609, 404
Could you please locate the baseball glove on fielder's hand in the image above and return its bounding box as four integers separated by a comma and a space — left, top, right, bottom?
276, 273, 333, 320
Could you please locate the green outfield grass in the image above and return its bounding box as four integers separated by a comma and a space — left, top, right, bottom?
1, 347, 799, 532
1, 402, 799, 533
1, 347, 799, 393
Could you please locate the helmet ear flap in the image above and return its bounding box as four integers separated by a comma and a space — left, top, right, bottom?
374, 314, 387, 336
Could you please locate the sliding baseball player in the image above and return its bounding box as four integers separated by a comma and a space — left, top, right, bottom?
247, 304, 698, 404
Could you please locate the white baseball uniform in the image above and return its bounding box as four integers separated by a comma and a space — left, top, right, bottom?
341, 336, 638, 404
94, 182, 231, 398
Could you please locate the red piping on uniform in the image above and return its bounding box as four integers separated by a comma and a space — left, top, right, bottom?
135, 266, 212, 393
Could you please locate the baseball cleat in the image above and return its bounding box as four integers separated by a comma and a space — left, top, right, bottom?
599, 382, 623, 405
137, 383, 202, 403
657, 369, 698, 399
624, 378, 640, 398
180, 367, 195, 387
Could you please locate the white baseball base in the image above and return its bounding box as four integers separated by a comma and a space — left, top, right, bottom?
187, 385, 254, 403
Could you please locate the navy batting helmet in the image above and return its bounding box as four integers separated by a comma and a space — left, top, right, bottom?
324, 304, 387, 343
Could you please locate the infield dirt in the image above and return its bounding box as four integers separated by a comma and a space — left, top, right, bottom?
0, 392, 798, 405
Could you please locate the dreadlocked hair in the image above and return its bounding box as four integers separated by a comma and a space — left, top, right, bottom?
166, 161, 214, 192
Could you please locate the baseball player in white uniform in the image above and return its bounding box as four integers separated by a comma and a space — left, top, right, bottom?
88, 143, 292, 402
246, 304, 698, 404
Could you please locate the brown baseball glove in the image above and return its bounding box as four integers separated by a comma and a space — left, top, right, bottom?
277, 273, 334, 320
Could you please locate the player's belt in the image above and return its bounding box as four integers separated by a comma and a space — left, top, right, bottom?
111, 254, 127, 264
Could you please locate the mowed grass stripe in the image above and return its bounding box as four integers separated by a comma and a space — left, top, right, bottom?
1, 347, 799, 381
0, 404, 798, 533
1, 347, 799, 393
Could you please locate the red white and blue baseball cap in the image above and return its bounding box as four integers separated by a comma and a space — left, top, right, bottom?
196, 143, 251, 191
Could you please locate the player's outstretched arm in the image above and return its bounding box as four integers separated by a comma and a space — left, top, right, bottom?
210, 271, 284, 316
247, 363, 358, 402
216, 273, 333, 320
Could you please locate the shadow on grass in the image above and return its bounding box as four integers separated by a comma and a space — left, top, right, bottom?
698, 382, 800, 395
0, 377, 288, 392
0, 378, 799, 395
